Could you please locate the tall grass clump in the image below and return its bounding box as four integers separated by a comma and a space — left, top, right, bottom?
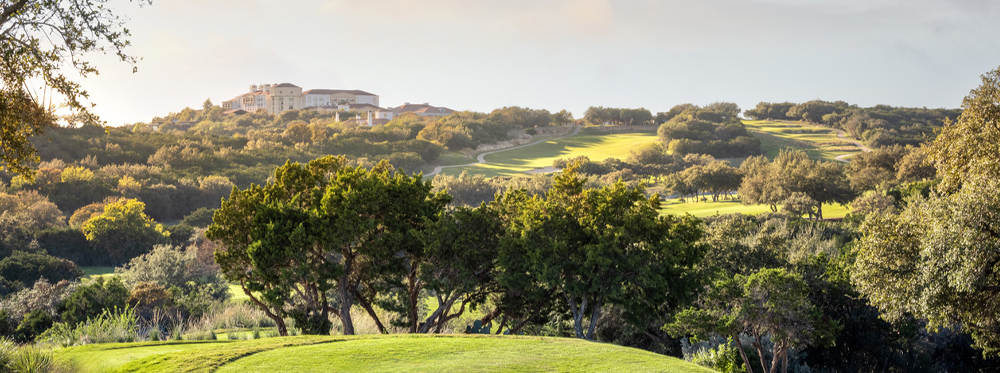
0, 338, 69, 373
38, 306, 141, 346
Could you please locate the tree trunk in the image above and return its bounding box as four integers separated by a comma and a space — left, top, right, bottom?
768, 341, 783, 373
338, 276, 355, 335
243, 282, 287, 336
816, 203, 824, 220
407, 268, 421, 333
585, 302, 601, 340
753, 332, 768, 373
567, 294, 587, 339
355, 292, 387, 334
731, 332, 754, 373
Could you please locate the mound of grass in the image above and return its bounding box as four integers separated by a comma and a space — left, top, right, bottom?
743, 120, 859, 161
659, 197, 850, 219
440, 127, 658, 177
55, 335, 712, 373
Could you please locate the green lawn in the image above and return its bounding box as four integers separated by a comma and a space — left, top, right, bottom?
55, 335, 712, 373
742, 120, 860, 161
660, 196, 851, 219
438, 127, 659, 177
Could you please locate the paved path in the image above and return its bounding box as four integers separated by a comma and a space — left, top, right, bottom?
775, 120, 870, 163
425, 126, 582, 176
830, 128, 871, 163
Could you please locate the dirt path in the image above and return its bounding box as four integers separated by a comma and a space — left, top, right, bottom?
425, 126, 582, 176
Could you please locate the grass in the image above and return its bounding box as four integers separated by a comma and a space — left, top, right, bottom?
742, 120, 860, 161
55, 335, 712, 373
659, 196, 851, 219
81, 267, 116, 284
438, 127, 659, 177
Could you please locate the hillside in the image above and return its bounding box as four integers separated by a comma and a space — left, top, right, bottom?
55, 335, 714, 373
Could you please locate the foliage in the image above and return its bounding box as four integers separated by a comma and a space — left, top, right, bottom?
209, 155, 448, 336
500, 163, 706, 340
854, 179, 1000, 356
657, 103, 763, 158
738, 150, 853, 219
38, 305, 141, 346
82, 198, 169, 264
0, 0, 148, 177
181, 207, 217, 228
59, 276, 129, 326
665, 268, 831, 373
584, 106, 653, 126
928, 64, 1000, 192
0, 251, 82, 294
0, 338, 67, 373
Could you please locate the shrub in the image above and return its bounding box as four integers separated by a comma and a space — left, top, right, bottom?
15, 310, 53, 342
34, 227, 102, 266
0, 251, 82, 293
59, 277, 129, 326
181, 207, 216, 228
116, 245, 229, 302
0, 279, 76, 338
128, 282, 172, 319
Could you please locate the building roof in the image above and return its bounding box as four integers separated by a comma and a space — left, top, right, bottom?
343, 103, 384, 111
223, 109, 248, 115
390, 103, 455, 115
303, 89, 377, 96
274, 83, 300, 88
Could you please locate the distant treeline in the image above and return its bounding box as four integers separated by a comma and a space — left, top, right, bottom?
744, 100, 961, 147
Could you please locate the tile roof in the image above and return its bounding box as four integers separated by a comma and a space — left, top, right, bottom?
274, 83, 300, 88
303, 89, 377, 96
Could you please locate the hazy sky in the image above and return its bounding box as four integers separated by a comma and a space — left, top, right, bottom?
77, 0, 1000, 126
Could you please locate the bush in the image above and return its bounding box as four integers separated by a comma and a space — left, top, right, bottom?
15, 309, 52, 342
116, 245, 229, 302
0, 251, 82, 293
59, 277, 129, 326
181, 207, 216, 228
34, 227, 102, 266
0, 279, 76, 339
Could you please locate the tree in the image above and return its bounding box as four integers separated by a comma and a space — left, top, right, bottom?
738, 150, 853, 219
209, 156, 449, 336
0, 0, 149, 177
81, 198, 169, 264
927, 65, 1000, 192
505, 164, 705, 340
411, 204, 501, 333
853, 179, 1000, 356
666, 268, 828, 373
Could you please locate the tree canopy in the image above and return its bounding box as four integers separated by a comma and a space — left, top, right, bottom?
1, 0, 149, 176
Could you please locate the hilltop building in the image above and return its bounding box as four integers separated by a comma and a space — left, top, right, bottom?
221, 83, 379, 115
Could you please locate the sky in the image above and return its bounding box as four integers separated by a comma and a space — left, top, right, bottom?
74, 0, 1000, 126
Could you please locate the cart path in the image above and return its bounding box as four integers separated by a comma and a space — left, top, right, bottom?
425, 126, 582, 176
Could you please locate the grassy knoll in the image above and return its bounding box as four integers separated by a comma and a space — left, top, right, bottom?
743, 120, 859, 161
659, 196, 851, 219
55, 335, 712, 373
438, 127, 658, 177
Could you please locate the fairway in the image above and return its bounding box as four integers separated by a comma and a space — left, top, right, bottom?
743, 120, 861, 161
438, 127, 658, 177
55, 335, 713, 373
660, 197, 851, 219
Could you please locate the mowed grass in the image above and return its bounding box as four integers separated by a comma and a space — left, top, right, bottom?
439, 127, 659, 177
743, 120, 859, 161
55, 335, 712, 373
660, 197, 851, 219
